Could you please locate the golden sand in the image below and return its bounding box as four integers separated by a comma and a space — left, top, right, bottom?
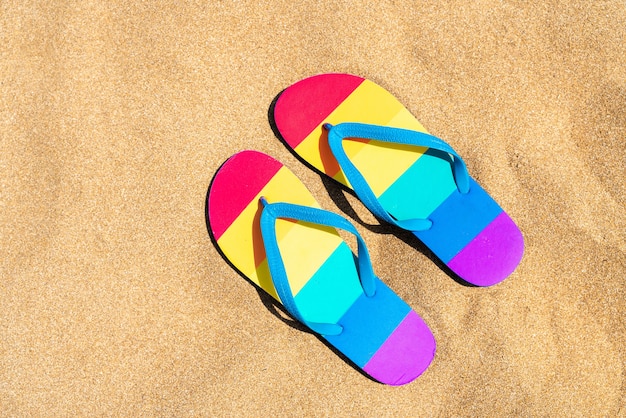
1, 1, 624, 415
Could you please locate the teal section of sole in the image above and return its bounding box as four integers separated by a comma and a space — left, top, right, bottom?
377, 148, 457, 222
294, 243, 362, 325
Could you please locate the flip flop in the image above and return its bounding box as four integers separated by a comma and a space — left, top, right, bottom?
207, 150, 436, 385
273, 73, 524, 286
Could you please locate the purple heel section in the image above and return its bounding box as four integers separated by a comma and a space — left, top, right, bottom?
447, 212, 524, 286
363, 311, 436, 385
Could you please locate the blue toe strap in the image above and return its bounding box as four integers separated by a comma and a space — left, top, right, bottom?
259, 197, 377, 336
325, 122, 470, 231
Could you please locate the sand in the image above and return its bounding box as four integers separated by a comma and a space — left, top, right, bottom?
1, 1, 624, 415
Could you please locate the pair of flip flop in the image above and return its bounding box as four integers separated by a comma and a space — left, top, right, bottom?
207, 74, 524, 386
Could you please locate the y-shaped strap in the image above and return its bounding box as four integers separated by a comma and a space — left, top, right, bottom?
259, 197, 376, 336
325, 122, 470, 231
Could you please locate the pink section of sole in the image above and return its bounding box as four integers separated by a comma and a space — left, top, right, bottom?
447, 211, 525, 286
363, 311, 436, 386
208, 151, 282, 241
274, 73, 363, 148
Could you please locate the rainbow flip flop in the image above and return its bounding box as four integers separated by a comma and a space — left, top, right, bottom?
273, 73, 524, 286
207, 150, 436, 385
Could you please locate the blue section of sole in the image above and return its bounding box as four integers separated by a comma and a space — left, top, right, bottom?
294, 243, 362, 324
378, 148, 457, 221
324, 277, 411, 367
414, 177, 503, 263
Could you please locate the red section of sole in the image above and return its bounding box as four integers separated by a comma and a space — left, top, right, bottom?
208, 151, 282, 241
274, 73, 364, 149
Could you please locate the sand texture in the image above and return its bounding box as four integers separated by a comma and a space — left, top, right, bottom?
1, 1, 624, 416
